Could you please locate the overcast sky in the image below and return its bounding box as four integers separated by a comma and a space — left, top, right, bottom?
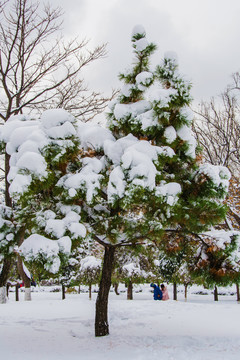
51, 0, 240, 104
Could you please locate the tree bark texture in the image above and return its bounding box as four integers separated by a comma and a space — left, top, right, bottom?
184, 284, 188, 300
127, 281, 133, 300
0, 257, 12, 286
62, 284, 66, 300
16, 285, 19, 301
214, 285, 218, 301
236, 283, 240, 302
5, 152, 12, 208
6, 283, 10, 297
89, 284, 92, 300
95, 246, 115, 337
0, 257, 13, 303
173, 282, 177, 300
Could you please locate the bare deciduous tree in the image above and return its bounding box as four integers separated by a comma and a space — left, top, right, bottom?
193, 77, 240, 229
193, 89, 240, 174
0, 0, 110, 123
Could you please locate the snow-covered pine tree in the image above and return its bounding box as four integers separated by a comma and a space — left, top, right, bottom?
0, 110, 87, 300
88, 26, 229, 335
108, 24, 156, 138
107, 25, 230, 242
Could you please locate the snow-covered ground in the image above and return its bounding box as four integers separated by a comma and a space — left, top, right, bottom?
1, 284, 240, 360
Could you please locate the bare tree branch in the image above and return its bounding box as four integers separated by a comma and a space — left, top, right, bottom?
0, 0, 113, 122
193, 89, 240, 174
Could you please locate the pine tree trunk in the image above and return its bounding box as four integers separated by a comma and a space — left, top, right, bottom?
78, 285, 81, 294
17, 255, 31, 301
95, 246, 115, 337
62, 284, 66, 300
236, 283, 240, 302
89, 283, 92, 300
173, 282, 177, 300
184, 284, 188, 300
214, 285, 218, 301
127, 281, 133, 300
0, 257, 12, 303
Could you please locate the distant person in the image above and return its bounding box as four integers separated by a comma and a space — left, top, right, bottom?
150, 283, 162, 300
161, 284, 170, 301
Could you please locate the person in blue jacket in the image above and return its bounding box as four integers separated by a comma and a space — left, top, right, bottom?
150, 283, 163, 300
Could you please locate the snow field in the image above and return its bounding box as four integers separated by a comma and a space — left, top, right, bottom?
1, 285, 240, 360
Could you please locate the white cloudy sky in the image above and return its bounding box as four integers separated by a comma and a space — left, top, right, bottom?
51, 0, 240, 103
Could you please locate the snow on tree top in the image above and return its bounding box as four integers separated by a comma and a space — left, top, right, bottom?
113, 100, 151, 121
77, 121, 115, 151
15, 151, 47, 177
136, 71, 153, 90
131, 24, 146, 38
133, 38, 149, 52
104, 134, 138, 165
44, 121, 76, 140
147, 86, 178, 106
164, 51, 178, 65
5, 123, 42, 155
41, 109, 76, 129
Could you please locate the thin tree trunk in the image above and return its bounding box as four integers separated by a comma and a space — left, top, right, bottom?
0, 146, 13, 303
62, 284, 66, 300
5, 152, 12, 208
16, 284, 19, 301
0, 257, 13, 304
114, 283, 120, 295
173, 282, 177, 300
89, 283, 92, 300
95, 246, 115, 337
0, 257, 12, 301
184, 284, 188, 300
17, 254, 31, 301
236, 283, 240, 302
6, 283, 10, 297
127, 281, 133, 300
78, 285, 81, 294
17, 228, 32, 301
214, 285, 218, 301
